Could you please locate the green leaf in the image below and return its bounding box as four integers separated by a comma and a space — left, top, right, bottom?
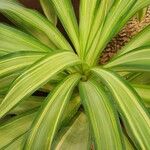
2, 133, 25, 150
40, 0, 57, 25
133, 84, 150, 107
85, 0, 136, 66
123, 134, 135, 150
61, 96, 81, 127
0, 52, 46, 79
104, 47, 150, 72
0, 110, 37, 149
129, 72, 150, 85
92, 68, 150, 149
0, 23, 51, 54
79, 79, 123, 149
115, 25, 150, 57
0, 72, 20, 95
137, 7, 148, 22
53, 112, 90, 150
0, 96, 43, 115
24, 74, 80, 150
0, 51, 80, 118
50, 0, 79, 54
79, 0, 99, 58
0, 0, 72, 51
84, 0, 114, 59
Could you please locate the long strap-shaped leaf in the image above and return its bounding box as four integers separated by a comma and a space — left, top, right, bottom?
104, 47, 150, 72
0, 0, 72, 51
115, 25, 150, 57
24, 74, 80, 150
0, 94, 81, 149
0, 110, 37, 149
85, 0, 136, 66
92, 68, 150, 149
0, 52, 46, 78
0, 24, 51, 54
79, 80, 123, 149
79, 0, 98, 58
133, 84, 150, 108
50, 0, 79, 54
84, 0, 113, 59
40, 0, 57, 25
53, 112, 90, 150
0, 51, 81, 118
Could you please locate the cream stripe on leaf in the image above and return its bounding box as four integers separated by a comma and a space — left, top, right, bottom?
24, 74, 81, 150
50, 0, 79, 54
0, 110, 37, 149
79, 0, 98, 58
79, 79, 123, 150
53, 113, 90, 150
104, 47, 150, 72
92, 68, 150, 149
0, 95, 81, 149
114, 25, 150, 57
0, 0, 72, 51
85, 0, 136, 66
40, 0, 57, 25
0, 52, 46, 79
84, 0, 113, 58
0, 51, 81, 118
0, 23, 52, 53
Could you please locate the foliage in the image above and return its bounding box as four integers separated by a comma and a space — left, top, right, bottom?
0, 0, 150, 149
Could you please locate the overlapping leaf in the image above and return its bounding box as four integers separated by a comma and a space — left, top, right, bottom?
79, 79, 123, 149
0, 52, 46, 78
133, 84, 150, 107
0, 0, 72, 51
40, 0, 57, 25
104, 47, 150, 72
0, 110, 37, 149
84, 0, 114, 59
0, 51, 81, 118
53, 113, 90, 150
85, 0, 136, 66
24, 74, 80, 149
92, 68, 150, 149
50, 0, 79, 54
115, 25, 150, 57
0, 24, 51, 54
79, 0, 98, 58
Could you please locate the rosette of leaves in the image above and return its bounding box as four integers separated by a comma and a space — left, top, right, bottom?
0, 0, 150, 150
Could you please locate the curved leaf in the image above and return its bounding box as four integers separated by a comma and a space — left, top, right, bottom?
0, 110, 37, 149
24, 74, 80, 150
84, 0, 114, 59
115, 25, 150, 57
0, 23, 51, 53
133, 84, 150, 107
92, 68, 150, 149
79, 0, 99, 58
0, 52, 46, 78
0, 51, 81, 118
0, 0, 72, 51
53, 113, 90, 150
79, 79, 123, 149
50, 0, 79, 54
104, 47, 150, 72
85, 0, 136, 66
40, 0, 57, 25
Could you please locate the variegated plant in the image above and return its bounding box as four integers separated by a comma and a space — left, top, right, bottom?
0, 0, 150, 150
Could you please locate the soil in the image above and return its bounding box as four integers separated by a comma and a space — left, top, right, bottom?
100, 8, 150, 64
